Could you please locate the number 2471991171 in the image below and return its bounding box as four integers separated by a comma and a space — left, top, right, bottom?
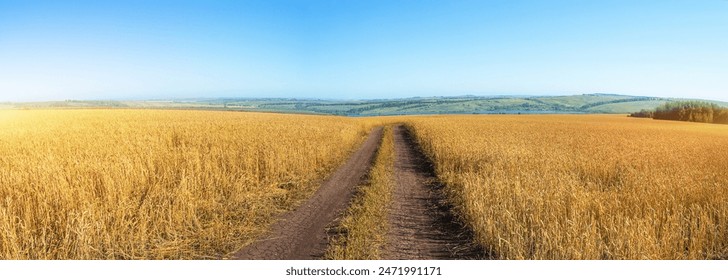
378, 267, 441, 276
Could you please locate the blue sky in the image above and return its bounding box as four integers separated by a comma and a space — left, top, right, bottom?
0, 0, 727, 102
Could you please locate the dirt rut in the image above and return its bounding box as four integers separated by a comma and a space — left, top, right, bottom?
232, 127, 383, 260
384, 125, 483, 260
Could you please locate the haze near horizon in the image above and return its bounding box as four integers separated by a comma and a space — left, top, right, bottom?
1, 0, 727, 102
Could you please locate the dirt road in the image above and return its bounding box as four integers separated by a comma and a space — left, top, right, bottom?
383, 125, 483, 259
232, 125, 481, 260
232, 127, 383, 260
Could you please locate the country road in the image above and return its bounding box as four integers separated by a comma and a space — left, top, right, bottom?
232, 125, 482, 260
383, 125, 483, 260
232, 127, 383, 260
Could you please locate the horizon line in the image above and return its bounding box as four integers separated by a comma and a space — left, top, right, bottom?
4, 92, 727, 103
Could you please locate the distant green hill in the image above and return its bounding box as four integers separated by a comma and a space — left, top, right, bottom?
5, 94, 727, 116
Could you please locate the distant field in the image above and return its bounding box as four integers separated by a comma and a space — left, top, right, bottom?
408, 115, 728, 259
0, 110, 375, 259
7, 94, 726, 116
584, 100, 669, 113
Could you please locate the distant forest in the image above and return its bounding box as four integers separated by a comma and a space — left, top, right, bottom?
630, 101, 728, 124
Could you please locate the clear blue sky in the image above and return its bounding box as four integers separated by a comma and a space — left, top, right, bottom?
1, 0, 727, 102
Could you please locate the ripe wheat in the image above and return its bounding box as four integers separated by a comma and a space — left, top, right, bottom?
407, 115, 728, 259
0, 109, 370, 259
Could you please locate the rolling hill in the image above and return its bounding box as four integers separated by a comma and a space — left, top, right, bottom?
4, 94, 727, 116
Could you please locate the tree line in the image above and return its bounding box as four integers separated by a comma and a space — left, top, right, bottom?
630, 101, 728, 124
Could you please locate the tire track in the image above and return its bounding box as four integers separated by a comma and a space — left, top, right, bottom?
384, 125, 484, 260
232, 127, 383, 260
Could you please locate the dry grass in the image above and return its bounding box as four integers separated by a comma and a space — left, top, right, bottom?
0, 109, 372, 259
325, 126, 394, 260
406, 115, 728, 259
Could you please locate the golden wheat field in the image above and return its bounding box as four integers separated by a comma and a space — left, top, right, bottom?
0, 109, 375, 259
407, 115, 728, 259
2, 109, 727, 260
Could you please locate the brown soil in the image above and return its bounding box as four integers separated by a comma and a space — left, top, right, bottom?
383, 125, 485, 260
231, 127, 383, 260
